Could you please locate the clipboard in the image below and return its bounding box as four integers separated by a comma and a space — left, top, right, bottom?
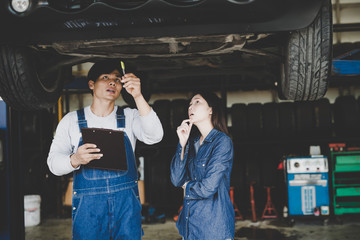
81, 127, 127, 171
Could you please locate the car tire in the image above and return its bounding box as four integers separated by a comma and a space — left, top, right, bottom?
280, 0, 332, 101
262, 102, 279, 140
313, 98, 332, 137
152, 99, 172, 143
245, 146, 260, 186
0, 46, 68, 110
295, 101, 315, 138
246, 103, 262, 140
170, 99, 188, 142
231, 103, 247, 141
278, 102, 296, 139
333, 96, 360, 137
170, 99, 188, 130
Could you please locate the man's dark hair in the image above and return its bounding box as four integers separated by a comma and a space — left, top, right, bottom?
87, 59, 122, 82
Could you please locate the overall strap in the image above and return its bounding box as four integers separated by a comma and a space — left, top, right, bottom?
77, 108, 88, 130
116, 107, 125, 129
77, 108, 87, 146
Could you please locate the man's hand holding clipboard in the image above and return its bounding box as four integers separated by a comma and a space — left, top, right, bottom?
71, 128, 127, 171
70, 143, 102, 169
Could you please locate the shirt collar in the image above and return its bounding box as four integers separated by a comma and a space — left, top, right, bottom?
196, 128, 220, 144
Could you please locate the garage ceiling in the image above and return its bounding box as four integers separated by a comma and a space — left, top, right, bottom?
70, 0, 360, 94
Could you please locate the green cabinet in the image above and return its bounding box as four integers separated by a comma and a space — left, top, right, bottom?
330, 151, 360, 215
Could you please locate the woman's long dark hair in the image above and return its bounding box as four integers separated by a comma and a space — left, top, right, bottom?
191, 91, 229, 135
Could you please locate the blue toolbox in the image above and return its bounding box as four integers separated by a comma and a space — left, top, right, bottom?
285, 156, 330, 218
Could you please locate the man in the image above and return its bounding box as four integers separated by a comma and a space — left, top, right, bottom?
47, 59, 163, 239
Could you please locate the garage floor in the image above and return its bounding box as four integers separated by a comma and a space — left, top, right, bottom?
25, 215, 360, 240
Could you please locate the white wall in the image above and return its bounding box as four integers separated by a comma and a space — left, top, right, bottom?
332, 0, 360, 43
63, 85, 360, 114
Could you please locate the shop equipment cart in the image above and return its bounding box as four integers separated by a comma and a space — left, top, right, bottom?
285, 156, 330, 225
330, 150, 360, 216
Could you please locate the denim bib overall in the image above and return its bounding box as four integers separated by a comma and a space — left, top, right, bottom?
72, 107, 142, 240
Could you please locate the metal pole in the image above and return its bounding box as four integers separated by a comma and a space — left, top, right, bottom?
7, 106, 25, 240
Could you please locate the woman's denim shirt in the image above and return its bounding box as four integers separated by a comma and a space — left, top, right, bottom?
171, 128, 235, 240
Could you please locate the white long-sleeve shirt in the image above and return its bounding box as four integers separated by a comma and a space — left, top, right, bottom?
47, 106, 163, 176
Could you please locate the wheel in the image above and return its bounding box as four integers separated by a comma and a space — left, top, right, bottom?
260, 146, 278, 187
170, 99, 188, 130
230, 143, 246, 212
280, 0, 332, 101
313, 98, 332, 137
170, 99, 188, 142
278, 102, 296, 138
230, 103, 247, 141
246, 103, 262, 140
295, 101, 314, 137
152, 100, 172, 142
0, 45, 70, 110
262, 102, 279, 139
245, 146, 260, 186
334, 96, 360, 137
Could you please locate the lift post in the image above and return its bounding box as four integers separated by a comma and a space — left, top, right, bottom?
0, 99, 25, 240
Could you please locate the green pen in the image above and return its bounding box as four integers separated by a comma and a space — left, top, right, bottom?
120, 61, 126, 76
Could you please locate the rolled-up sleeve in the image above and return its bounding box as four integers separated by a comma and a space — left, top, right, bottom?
184, 137, 233, 200
132, 108, 163, 145
170, 143, 190, 187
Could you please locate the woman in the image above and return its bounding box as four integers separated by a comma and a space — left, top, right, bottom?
170, 91, 235, 240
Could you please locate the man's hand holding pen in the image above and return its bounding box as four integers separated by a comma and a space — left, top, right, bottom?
119, 61, 142, 99
121, 73, 142, 99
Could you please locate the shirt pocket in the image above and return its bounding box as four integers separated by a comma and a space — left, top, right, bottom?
195, 157, 209, 180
